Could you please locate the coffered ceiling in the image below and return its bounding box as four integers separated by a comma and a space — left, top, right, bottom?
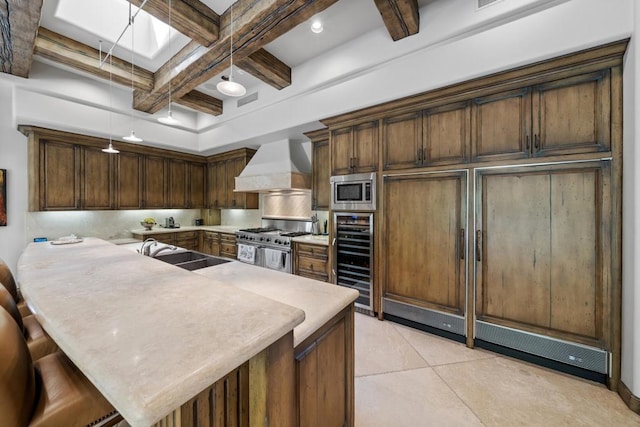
1, 0, 425, 121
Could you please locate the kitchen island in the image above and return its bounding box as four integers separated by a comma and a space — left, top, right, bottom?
17, 238, 357, 426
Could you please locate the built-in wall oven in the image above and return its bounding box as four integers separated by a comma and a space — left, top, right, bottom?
333, 213, 374, 314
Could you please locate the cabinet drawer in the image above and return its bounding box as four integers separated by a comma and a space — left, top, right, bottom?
220, 232, 237, 244
220, 243, 237, 258
174, 231, 198, 240
151, 233, 175, 245
298, 255, 328, 276
204, 231, 219, 241
296, 243, 328, 260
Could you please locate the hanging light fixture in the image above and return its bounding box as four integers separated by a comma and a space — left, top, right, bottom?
216, 2, 246, 97
102, 55, 120, 154
123, 1, 143, 142
158, 0, 181, 126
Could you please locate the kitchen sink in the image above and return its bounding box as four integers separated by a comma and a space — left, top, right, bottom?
154, 250, 231, 271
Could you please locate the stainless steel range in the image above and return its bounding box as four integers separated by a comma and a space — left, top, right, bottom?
236, 221, 311, 273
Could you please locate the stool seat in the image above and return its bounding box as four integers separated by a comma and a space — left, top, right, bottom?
0, 257, 31, 317
0, 307, 119, 427
0, 285, 57, 361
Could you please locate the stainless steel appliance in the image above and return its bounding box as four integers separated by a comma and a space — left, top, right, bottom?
333, 213, 374, 314
236, 224, 310, 273
330, 172, 376, 211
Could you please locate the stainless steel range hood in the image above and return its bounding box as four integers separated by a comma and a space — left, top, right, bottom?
235, 139, 311, 193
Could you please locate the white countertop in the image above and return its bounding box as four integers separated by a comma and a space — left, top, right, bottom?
131, 225, 241, 235
292, 234, 330, 246
195, 262, 358, 348
17, 238, 305, 427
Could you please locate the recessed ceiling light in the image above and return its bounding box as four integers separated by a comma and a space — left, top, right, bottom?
310, 20, 323, 34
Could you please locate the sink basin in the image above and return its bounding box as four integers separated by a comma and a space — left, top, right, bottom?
154, 250, 231, 271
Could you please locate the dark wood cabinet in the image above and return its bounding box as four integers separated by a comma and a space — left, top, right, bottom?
174, 231, 199, 251
472, 70, 611, 161
188, 162, 206, 208
331, 121, 378, 175
38, 140, 80, 210
306, 129, 331, 210
206, 149, 258, 210
117, 152, 143, 209
293, 242, 330, 282
81, 146, 114, 210
201, 231, 220, 256
383, 102, 471, 171
219, 232, 237, 259
143, 156, 166, 208
167, 159, 188, 208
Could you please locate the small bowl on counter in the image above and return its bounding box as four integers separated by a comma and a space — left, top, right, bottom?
140, 221, 156, 231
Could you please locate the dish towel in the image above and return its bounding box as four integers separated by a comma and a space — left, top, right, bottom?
264, 248, 285, 270
237, 244, 256, 264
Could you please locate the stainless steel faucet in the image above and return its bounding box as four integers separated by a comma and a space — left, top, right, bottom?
150, 245, 177, 258
137, 238, 157, 256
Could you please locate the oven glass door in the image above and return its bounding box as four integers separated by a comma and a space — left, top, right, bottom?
263, 247, 291, 273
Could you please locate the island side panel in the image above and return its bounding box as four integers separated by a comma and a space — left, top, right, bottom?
295, 305, 355, 427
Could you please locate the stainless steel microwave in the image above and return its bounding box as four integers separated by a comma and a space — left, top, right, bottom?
330, 172, 376, 211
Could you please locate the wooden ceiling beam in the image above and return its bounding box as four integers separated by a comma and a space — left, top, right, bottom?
34, 28, 223, 117
373, 0, 420, 41
0, 0, 43, 77
134, 0, 340, 114
34, 27, 154, 91
237, 49, 291, 90
129, 0, 219, 47
177, 90, 223, 116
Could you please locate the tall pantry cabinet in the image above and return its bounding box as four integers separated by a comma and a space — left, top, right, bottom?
320, 40, 625, 387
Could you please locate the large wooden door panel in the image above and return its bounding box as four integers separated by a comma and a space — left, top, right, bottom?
475, 163, 609, 345
384, 172, 466, 314
479, 172, 551, 327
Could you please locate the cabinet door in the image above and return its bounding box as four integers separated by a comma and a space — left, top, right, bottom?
167, 159, 188, 208
82, 146, 114, 210
206, 163, 217, 209
471, 88, 532, 161
215, 161, 227, 208
188, 162, 206, 208
532, 70, 611, 156
175, 231, 199, 251
143, 156, 166, 208
424, 101, 470, 166
475, 162, 610, 347
226, 159, 238, 208
40, 140, 80, 210
383, 112, 422, 170
312, 139, 331, 209
352, 121, 378, 173
117, 152, 143, 209
330, 127, 353, 175
383, 171, 467, 315
202, 232, 220, 256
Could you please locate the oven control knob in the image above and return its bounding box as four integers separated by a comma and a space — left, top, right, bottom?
266, 238, 271, 243
275, 239, 282, 244
285, 241, 290, 245
259, 237, 264, 241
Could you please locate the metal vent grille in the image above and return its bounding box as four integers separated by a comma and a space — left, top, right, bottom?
475, 321, 608, 373
384, 299, 465, 336
478, 0, 500, 8
237, 92, 258, 108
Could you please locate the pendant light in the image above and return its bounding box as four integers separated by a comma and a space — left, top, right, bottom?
158, 0, 181, 126
102, 55, 120, 154
123, 1, 143, 142
216, 2, 246, 97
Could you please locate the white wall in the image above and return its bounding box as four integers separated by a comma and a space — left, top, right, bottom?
0, 85, 29, 272
622, 0, 640, 397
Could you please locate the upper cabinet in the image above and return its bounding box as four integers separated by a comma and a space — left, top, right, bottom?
206, 148, 258, 210
21, 126, 209, 212
472, 70, 611, 162
383, 101, 470, 171
305, 129, 330, 210
331, 121, 378, 175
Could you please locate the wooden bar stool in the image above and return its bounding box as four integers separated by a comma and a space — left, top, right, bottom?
0, 257, 31, 317
0, 285, 58, 361
0, 307, 121, 427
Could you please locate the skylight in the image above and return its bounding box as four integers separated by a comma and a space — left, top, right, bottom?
54, 0, 172, 60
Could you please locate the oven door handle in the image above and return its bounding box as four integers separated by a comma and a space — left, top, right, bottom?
281, 251, 287, 269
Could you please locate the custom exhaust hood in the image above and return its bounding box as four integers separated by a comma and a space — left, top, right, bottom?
235, 139, 311, 193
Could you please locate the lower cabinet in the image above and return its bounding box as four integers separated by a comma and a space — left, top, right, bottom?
293, 242, 330, 282
295, 305, 354, 427
219, 232, 238, 259
201, 231, 221, 256
174, 231, 199, 251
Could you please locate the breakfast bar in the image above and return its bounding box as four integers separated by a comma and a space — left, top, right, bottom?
17, 238, 357, 426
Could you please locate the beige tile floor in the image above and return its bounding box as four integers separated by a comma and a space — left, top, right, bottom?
354, 313, 640, 427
